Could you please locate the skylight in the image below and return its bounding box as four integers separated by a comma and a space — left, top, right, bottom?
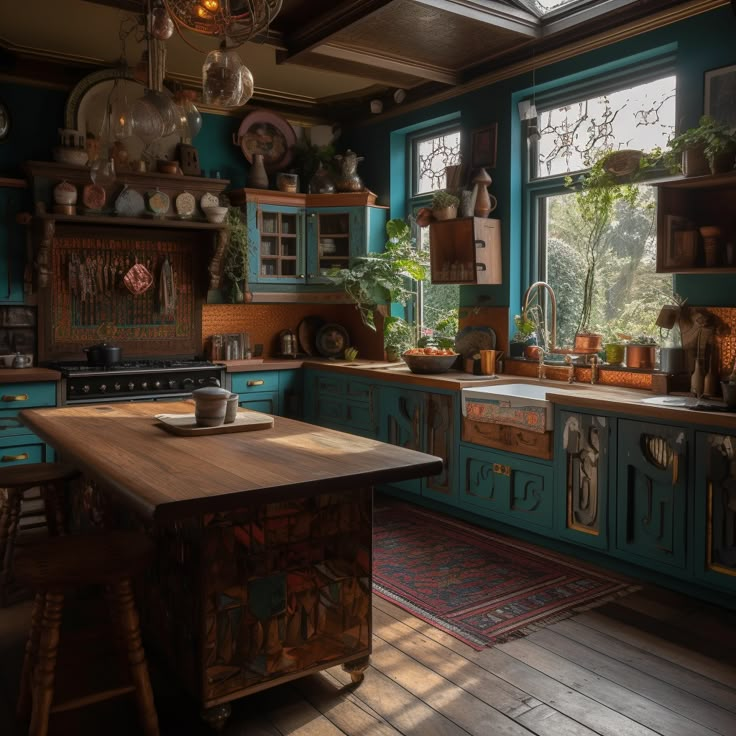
515, 0, 593, 18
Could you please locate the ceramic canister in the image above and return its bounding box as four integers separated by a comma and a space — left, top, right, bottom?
192, 386, 231, 427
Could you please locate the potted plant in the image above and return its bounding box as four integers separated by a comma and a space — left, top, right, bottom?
565, 151, 642, 352
625, 334, 657, 369
384, 316, 416, 361
222, 208, 250, 303
509, 312, 538, 357
431, 189, 460, 221
665, 115, 736, 176
327, 218, 428, 330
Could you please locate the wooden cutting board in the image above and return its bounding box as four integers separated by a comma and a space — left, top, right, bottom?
155, 410, 274, 436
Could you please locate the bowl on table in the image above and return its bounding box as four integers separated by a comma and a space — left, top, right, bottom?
402, 351, 459, 374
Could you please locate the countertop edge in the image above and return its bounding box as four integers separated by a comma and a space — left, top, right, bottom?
0, 368, 61, 382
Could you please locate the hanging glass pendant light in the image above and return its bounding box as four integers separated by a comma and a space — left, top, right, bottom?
174, 90, 203, 141
109, 77, 133, 140
202, 44, 249, 108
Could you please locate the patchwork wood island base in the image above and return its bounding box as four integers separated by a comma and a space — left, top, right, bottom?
19, 401, 443, 731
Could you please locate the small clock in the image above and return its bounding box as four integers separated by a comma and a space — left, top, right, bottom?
0, 100, 10, 142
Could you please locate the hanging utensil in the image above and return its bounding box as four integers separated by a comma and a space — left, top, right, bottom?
123, 254, 154, 295
691, 329, 704, 397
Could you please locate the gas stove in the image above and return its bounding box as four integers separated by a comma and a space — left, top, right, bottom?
49, 359, 224, 404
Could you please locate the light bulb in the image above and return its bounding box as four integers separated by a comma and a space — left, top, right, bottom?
203, 0, 219, 10
196, 4, 211, 19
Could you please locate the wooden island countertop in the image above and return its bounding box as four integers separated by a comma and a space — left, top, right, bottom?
19, 400, 442, 523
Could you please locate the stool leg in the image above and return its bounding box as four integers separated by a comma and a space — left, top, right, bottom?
0, 489, 21, 607
29, 589, 64, 736
17, 591, 44, 722
110, 577, 159, 736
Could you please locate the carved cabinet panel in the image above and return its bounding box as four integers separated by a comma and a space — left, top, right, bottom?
459, 444, 554, 532
555, 411, 612, 550
694, 432, 736, 591
616, 419, 689, 571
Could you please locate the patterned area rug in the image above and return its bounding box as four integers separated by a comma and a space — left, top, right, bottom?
373, 500, 639, 650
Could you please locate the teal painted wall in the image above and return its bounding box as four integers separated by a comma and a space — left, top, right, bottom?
342, 6, 736, 313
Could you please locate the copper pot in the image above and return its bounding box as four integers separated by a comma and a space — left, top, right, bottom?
625, 344, 656, 369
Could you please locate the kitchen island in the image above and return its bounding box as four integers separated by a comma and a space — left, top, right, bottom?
19, 401, 443, 730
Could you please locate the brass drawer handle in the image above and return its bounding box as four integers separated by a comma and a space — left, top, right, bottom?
2, 453, 29, 462
2, 394, 29, 402
247, 380, 264, 387
493, 463, 511, 476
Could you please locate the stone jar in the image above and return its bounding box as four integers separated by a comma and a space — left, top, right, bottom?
192, 386, 231, 427
334, 149, 365, 192
248, 153, 269, 189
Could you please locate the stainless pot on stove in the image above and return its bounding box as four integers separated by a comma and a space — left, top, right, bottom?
83, 342, 122, 366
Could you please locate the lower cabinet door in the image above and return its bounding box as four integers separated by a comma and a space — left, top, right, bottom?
238, 392, 278, 415
555, 410, 612, 550
422, 392, 456, 502
458, 443, 554, 532
616, 419, 688, 572
378, 387, 423, 495
694, 431, 736, 592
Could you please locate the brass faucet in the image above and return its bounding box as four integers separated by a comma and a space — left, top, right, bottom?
589, 354, 599, 385
564, 354, 577, 384
521, 281, 557, 353
537, 347, 546, 380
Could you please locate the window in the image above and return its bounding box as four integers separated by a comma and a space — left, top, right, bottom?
408, 125, 461, 342
524, 68, 676, 347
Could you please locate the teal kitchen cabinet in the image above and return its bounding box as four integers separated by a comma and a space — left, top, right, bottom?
615, 419, 689, 573
377, 384, 455, 502
554, 410, 614, 550
0, 183, 27, 304
693, 431, 736, 593
0, 381, 57, 466
458, 443, 554, 533
303, 369, 376, 438
229, 370, 301, 417
237, 189, 387, 295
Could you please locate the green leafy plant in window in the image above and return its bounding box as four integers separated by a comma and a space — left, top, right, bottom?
665, 115, 736, 174
384, 316, 416, 360
327, 218, 428, 330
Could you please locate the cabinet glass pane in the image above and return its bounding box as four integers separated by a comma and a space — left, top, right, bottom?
282, 213, 297, 234
319, 213, 349, 235
261, 237, 277, 256
261, 213, 278, 233
281, 238, 297, 257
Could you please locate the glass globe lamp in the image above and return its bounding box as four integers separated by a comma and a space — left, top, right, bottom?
202, 47, 245, 108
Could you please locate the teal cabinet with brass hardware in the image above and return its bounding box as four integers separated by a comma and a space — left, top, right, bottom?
615, 419, 689, 573
554, 410, 614, 550
458, 443, 554, 532
0, 381, 57, 465
694, 431, 736, 593
228, 370, 302, 417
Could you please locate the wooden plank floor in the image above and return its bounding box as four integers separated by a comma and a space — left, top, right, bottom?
1, 584, 735, 735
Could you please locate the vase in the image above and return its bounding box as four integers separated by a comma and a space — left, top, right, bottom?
604, 343, 625, 365
229, 281, 245, 304
574, 332, 603, 353
309, 163, 336, 194
472, 168, 497, 218
625, 344, 655, 369
248, 153, 269, 189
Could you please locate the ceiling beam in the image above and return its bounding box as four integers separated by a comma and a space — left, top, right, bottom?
295, 43, 460, 85
412, 0, 541, 36
281, 0, 396, 60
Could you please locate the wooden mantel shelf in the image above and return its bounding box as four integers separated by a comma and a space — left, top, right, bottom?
34, 212, 227, 230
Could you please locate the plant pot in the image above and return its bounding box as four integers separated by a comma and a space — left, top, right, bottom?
432, 205, 457, 221
710, 146, 736, 174
385, 347, 400, 362
625, 344, 656, 369
682, 146, 709, 177
604, 343, 625, 365
573, 332, 603, 353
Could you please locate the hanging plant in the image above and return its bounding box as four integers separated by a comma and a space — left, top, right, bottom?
223, 208, 249, 303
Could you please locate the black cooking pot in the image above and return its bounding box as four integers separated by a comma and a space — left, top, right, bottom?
83, 342, 122, 366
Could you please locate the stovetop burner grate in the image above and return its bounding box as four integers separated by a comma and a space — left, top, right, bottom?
49, 359, 217, 375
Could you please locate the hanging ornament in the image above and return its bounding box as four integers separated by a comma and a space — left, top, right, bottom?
151, 5, 175, 40
174, 90, 203, 140
202, 45, 246, 108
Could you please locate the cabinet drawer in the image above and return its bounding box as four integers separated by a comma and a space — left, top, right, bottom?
231, 372, 279, 394
238, 393, 278, 415
0, 382, 57, 437
316, 376, 371, 402
462, 417, 553, 460
458, 444, 554, 531
0, 442, 45, 466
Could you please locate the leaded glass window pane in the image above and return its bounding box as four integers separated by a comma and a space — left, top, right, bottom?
414, 130, 461, 195
534, 75, 676, 179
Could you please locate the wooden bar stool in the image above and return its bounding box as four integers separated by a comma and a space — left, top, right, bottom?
0, 463, 79, 607
14, 530, 159, 736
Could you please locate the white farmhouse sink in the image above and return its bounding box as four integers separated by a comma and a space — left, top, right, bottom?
462, 383, 557, 431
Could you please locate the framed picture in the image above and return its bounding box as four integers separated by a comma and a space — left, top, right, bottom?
470, 124, 498, 169
704, 64, 736, 128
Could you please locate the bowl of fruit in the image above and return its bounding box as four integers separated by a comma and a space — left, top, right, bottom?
402, 347, 459, 374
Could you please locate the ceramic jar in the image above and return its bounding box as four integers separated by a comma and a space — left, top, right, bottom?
334, 150, 364, 192
224, 393, 239, 423
192, 387, 232, 427
54, 180, 77, 206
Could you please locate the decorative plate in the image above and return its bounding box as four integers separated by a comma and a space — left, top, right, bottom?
147, 189, 170, 216
200, 192, 219, 210
82, 183, 106, 211
114, 185, 145, 217
297, 315, 326, 356
454, 326, 497, 358
315, 323, 350, 358
175, 191, 196, 218
236, 110, 296, 172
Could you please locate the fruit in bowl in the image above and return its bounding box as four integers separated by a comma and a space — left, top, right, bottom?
402, 347, 459, 374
